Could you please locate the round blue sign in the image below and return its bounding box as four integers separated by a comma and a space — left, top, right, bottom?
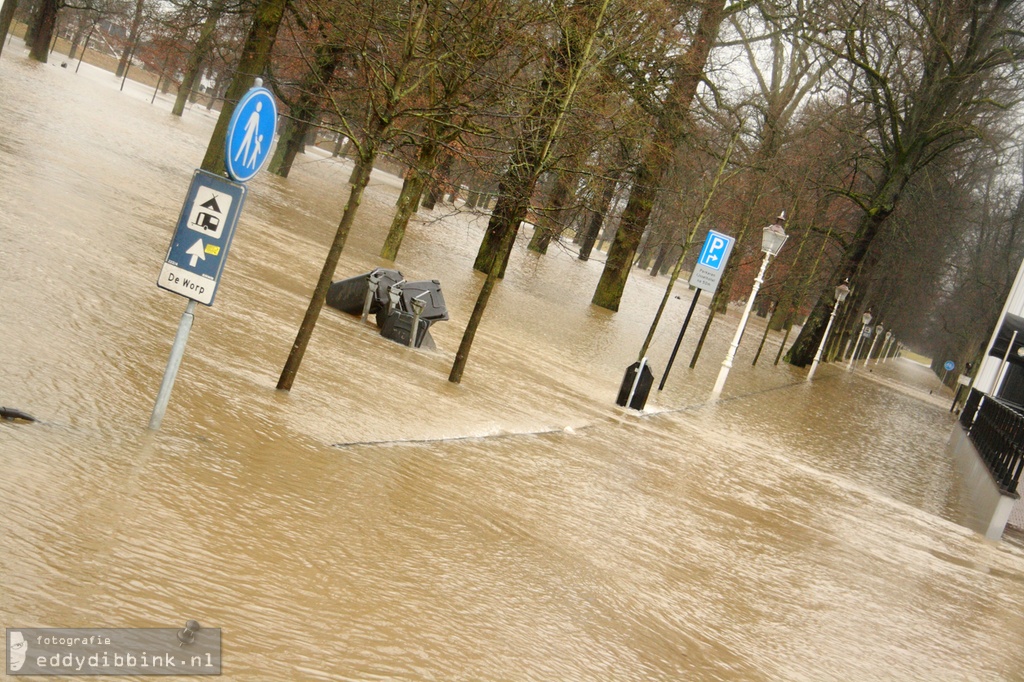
944, 360, 955, 371
224, 86, 277, 182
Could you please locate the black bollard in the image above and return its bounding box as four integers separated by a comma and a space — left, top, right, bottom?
616, 359, 655, 410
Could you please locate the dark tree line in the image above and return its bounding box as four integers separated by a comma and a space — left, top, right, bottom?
10, 0, 1024, 386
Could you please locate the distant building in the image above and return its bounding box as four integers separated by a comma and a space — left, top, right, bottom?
950, 254, 1024, 539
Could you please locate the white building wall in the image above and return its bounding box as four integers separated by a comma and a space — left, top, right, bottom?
969, 254, 1024, 532
975, 255, 1024, 394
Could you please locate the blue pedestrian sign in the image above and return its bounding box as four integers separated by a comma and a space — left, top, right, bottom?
158, 170, 247, 306
224, 86, 277, 182
689, 230, 736, 292
944, 360, 956, 371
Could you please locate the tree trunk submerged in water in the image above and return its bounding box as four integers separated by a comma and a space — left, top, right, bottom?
0, 0, 18, 60
267, 117, 313, 177
173, 0, 224, 116
381, 138, 442, 261
27, 0, 57, 63
455, 0, 613, 380
591, 0, 727, 312
277, 155, 375, 390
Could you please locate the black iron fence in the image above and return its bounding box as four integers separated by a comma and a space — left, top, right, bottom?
959, 388, 1024, 496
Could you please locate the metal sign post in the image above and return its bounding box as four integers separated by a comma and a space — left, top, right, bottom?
149, 300, 197, 430
658, 290, 701, 391
657, 230, 735, 393
149, 171, 247, 430
934, 359, 956, 396
148, 83, 277, 430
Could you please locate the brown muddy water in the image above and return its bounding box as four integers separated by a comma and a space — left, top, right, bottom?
3, 48, 1024, 681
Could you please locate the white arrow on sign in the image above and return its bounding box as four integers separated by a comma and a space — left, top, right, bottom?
186, 238, 206, 267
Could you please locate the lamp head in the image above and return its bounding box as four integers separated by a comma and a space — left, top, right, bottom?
761, 213, 789, 256
862, 311, 873, 325
834, 280, 850, 302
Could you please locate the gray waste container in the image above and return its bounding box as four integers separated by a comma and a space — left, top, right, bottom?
325, 268, 403, 316
380, 310, 434, 348
399, 280, 449, 321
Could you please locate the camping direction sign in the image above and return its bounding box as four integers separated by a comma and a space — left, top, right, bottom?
158, 169, 247, 306
224, 86, 277, 182
689, 230, 736, 292
149, 87, 270, 432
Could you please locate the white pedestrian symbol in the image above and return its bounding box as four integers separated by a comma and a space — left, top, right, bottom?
234, 100, 264, 169
248, 134, 264, 169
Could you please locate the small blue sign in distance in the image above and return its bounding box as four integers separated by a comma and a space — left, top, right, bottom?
224, 86, 277, 182
697, 230, 734, 270
944, 360, 955, 371
158, 170, 247, 306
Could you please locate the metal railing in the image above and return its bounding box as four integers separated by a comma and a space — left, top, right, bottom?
959, 388, 1024, 496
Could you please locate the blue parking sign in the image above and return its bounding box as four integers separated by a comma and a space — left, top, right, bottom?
698, 230, 733, 269
689, 230, 735, 293
225, 86, 277, 182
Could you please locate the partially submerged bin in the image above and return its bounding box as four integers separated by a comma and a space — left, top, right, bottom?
325, 267, 403, 316
379, 280, 448, 348
399, 280, 448, 322
325, 269, 448, 349
380, 311, 434, 349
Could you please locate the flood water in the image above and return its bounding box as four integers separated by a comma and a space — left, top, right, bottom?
4, 48, 1024, 680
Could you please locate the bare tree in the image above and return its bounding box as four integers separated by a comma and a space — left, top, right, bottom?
451, 0, 616, 383
1, 0, 20, 58
199, 0, 289, 175
592, 0, 734, 311
171, 0, 229, 117
786, 0, 1024, 365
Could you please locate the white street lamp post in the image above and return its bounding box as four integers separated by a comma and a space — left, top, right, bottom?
877, 330, 892, 364
711, 214, 789, 398
847, 310, 873, 370
864, 324, 885, 366
807, 280, 850, 381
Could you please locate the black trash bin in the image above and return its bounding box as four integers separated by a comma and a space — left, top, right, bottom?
325, 268, 403, 316
325, 269, 448, 349
616, 361, 655, 410
380, 310, 433, 348
399, 280, 449, 322
374, 278, 448, 329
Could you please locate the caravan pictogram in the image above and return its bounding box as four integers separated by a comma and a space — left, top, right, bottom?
186, 188, 232, 239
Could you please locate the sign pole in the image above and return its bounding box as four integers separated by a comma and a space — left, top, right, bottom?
658, 289, 701, 391
939, 359, 956, 394
147, 82, 275, 430
149, 300, 197, 430
620, 229, 732, 405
